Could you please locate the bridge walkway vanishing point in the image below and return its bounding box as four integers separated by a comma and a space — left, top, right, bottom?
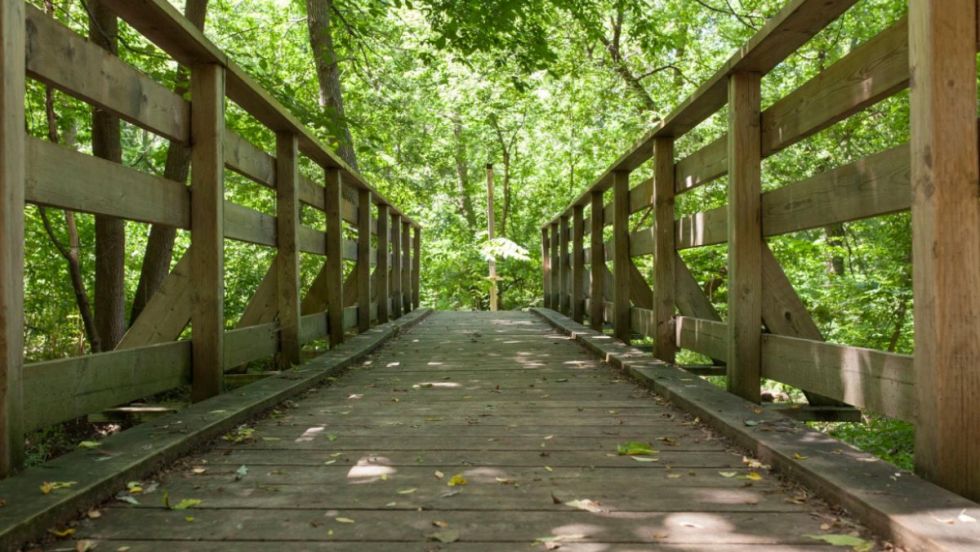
57, 311, 874, 551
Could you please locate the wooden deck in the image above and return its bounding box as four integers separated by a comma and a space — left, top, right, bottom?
64, 311, 870, 550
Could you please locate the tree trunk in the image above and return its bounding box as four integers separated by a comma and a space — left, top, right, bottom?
89, 1, 126, 350
452, 116, 477, 229
306, 0, 358, 169
130, 0, 209, 325
824, 223, 846, 276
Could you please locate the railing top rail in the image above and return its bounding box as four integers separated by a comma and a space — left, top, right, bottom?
102, 0, 420, 228
541, 0, 857, 228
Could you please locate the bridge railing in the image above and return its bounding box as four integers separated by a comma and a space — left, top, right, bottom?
0, 0, 420, 476
541, 0, 980, 501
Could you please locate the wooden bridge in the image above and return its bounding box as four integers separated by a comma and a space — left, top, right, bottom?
0, 0, 979, 550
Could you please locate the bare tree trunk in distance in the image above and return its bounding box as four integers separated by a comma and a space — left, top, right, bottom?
486, 164, 498, 311
130, 0, 209, 325
453, 115, 477, 229
306, 0, 358, 169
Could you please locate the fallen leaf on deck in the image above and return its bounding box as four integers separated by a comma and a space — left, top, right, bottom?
631, 456, 658, 463
434, 470, 444, 480
397, 488, 417, 494
87, 509, 102, 519
432, 520, 449, 528
495, 477, 515, 484
534, 534, 586, 549
116, 495, 139, 505
191, 467, 207, 475
959, 510, 977, 523
324, 460, 337, 465
564, 498, 604, 513
617, 441, 656, 456
184, 516, 195, 522
47, 527, 75, 538
744, 420, 760, 427
428, 529, 460, 543
40, 481, 77, 495
447, 474, 467, 486
793, 452, 808, 461
235, 465, 249, 481
718, 472, 737, 478
744, 472, 763, 481
336, 517, 355, 524
75, 540, 97, 552
126, 481, 144, 494
326, 434, 338, 442
804, 533, 872, 551
667, 473, 682, 479
78, 441, 101, 449
544, 466, 553, 472
172, 498, 202, 510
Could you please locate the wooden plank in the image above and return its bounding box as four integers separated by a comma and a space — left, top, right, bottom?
189, 63, 225, 402
357, 189, 372, 332
401, 219, 412, 313
630, 306, 655, 339
542, 227, 551, 308
236, 258, 277, 328
22, 341, 191, 431
629, 226, 654, 256
908, 0, 980, 500
761, 334, 914, 421
612, 172, 630, 341
391, 213, 403, 319
571, 206, 585, 322
325, 168, 344, 345
760, 245, 821, 340
676, 206, 726, 249
627, 258, 653, 310
299, 311, 327, 344
675, 135, 727, 194
726, 72, 762, 402
376, 204, 390, 323
297, 225, 325, 255
24, 4, 189, 142
589, 192, 604, 330
549, 222, 560, 309
653, 137, 677, 362
275, 133, 300, 367
674, 253, 722, 322
412, 226, 421, 309
118, 251, 193, 348
676, 316, 729, 361
224, 131, 274, 187
26, 137, 189, 228
558, 215, 570, 314
0, 0, 25, 476
224, 201, 275, 246
223, 323, 278, 368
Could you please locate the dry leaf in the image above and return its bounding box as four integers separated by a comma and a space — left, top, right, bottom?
75, 540, 97, 552
432, 520, 449, 528
434, 470, 445, 480
565, 498, 604, 513
47, 527, 76, 538
718, 471, 737, 478
335, 517, 355, 524
397, 488, 417, 494
40, 481, 77, 495
447, 474, 467, 487
793, 452, 809, 461
428, 529, 460, 543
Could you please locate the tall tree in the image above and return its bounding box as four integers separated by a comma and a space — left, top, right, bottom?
306, 0, 358, 169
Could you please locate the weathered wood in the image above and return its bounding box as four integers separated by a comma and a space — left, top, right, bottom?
224, 201, 275, 246
675, 206, 726, 249
237, 258, 277, 328
627, 258, 653, 310
224, 131, 275, 187
23, 341, 191, 431
118, 251, 193, 348
675, 135, 727, 194
401, 219, 411, 314
541, 227, 551, 308
189, 63, 225, 402
223, 323, 278, 368
612, 172, 630, 342
558, 215, 571, 314
412, 226, 421, 309
653, 137, 677, 362
909, 0, 980, 500
0, 0, 25, 476
726, 71, 762, 403
674, 253, 722, 322
24, 4, 189, 142
589, 191, 605, 331
357, 189, 372, 332
549, 222, 560, 309
571, 205, 585, 322
325, 168, 345, 346
390, 213, 403, 319
275, 133, 301, 367
299, 311, 327, 344
760, 245, 821, 340
761, 334, 914, 421
376, 204, 390, 324
676, 316, 729, 361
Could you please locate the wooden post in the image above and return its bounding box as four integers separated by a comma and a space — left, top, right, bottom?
549, 222, 560, 310
653, 137, 677, 362
190, 63, 225, 402
558, 215, 571, 314
275, 132, 301, 368
412, 225, 421, 309
376, 204, 390, 324
612, 171, 631, 343
726, 71, 762, 403
909, 0, 980, 500
356, 188, 372, 332
391, 213, 403, 319
324, 168, 344, 346
589, 191, 605, 331
571, 207, 585, 323
0, 0, 25, 476
487, 164, 498, 311
402, 219, 411, 314
542, 228, 551, 308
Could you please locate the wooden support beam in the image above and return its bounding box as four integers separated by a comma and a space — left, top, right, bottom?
401, 219, 411, 314
653, 137, 677, 362
726, 71, 762, 403
612, 172, 631, 342
542, 227, 552, 309
559, 215, 571, 314
357, 188, 372, 332
549, 222, 560, 309
376, 204, 390, 323
412, 225, 421, 309
0, 0, 25, 476
571, 206, 585, 322
324, 168, 344, 346
589, 191, 605, 331
275, 133, 300, 368
909, 0, 980, 501
189, 63, 225, 402
391, 213, 403, 319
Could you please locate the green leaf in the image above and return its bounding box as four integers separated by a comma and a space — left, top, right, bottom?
616, 442, 656, 456
804, 534, 872, 551
172, 498, 202, 511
